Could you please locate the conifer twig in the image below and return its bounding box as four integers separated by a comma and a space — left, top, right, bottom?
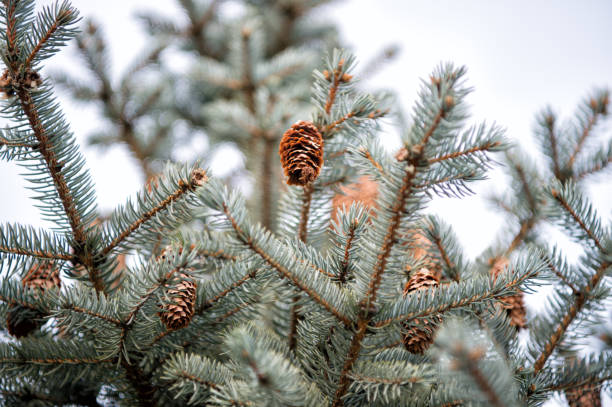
0, 244, 73, 261
533, 261, 609, 374
333, 101, 450, 406
198, 269, 258, 312
24, 8, 72, 68
325, 59, 344, 114
222, 204, 352, 327
567, 110, 602, 170
432, 235, 460, 282
62, 304, 122, 326
14, 85, 106, 292
428, 141, 502, 164
288, 64, 350, 345
102, 171, 206, 256
338, 219, 358, 284
533, 189, 609, 374
544, 115, 561, 179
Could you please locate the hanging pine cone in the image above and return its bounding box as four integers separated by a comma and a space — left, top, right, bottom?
401, 268, 442, 354
6, 262, 61, 338
159, 273, 197, 330
566, 383, 601, 407
279, 120, 324, 186
489, 257, 526, 329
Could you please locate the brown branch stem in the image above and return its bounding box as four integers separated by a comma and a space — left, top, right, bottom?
101, 182, 193, 256
338, 220, 357, 284
428, 141, 501, 164
0, 245, 73, 261
15, 88, 105, 292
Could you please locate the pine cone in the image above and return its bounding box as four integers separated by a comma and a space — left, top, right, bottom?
566, 383, 601, 407
489, 257, 526, 329
401, 268, 442, 354
279, 120, 324, 186
6, 262, 61, 338
159, 273, 197, 330
6, 305, 40, 338
22, 261, 61, 291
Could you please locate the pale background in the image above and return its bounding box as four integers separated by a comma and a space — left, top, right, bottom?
1, 1, 611, 405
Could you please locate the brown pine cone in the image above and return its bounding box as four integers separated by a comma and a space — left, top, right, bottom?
159, 273, 197, 330
279, 120, 324, 186
22, 261, 61, 291
489, 257, 526, 329
6, 262, 61, 338
566, 383, 601, 407
402, 268, 442, 354
6, 305, 40, 338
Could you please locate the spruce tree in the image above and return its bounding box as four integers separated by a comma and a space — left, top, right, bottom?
0, 1, 610, 406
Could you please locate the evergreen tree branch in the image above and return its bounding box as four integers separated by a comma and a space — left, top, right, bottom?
0, 356, 112, 364
0, 244, 71, 260
199, 269, 258, 312
545, 114, 561, 178
24, 3, 75, 68
0, 133, 33, 148
14, 86, 106, 292
358, 146, 386, 176
0, 294, 41, 313
549, 187, 605, 251
61, 303, 122, 326
567, 106, 604, 170
0, 223, 73, 261
332, 70, 460, 406
538, 250, 579, 295
372, 278, 517, 326
325, 59, 345, 114
428, 140, 502, 164
220, 203, 352, 327
339, 219, 358, 284
16, 89, 87, 248
532, 261, 609, 374
4, 1, 20, 71
260, 137, 275, 230
297, 184, 314, 243
101, 169, 207, 257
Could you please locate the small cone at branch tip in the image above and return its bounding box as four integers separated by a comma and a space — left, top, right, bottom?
159, 272, 197, 330
190, 168, 208, 188
565, 383, 602, 407
6, 262, 61, 338
443, 95, 455, 110
402, 267, 442, 354
279, 120, 324, 186
489, 257, 527, 329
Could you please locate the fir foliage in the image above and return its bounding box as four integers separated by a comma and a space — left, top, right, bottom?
0, 1, 610, 406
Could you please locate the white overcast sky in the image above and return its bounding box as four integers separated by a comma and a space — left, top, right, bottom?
1, 1, 611, 404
